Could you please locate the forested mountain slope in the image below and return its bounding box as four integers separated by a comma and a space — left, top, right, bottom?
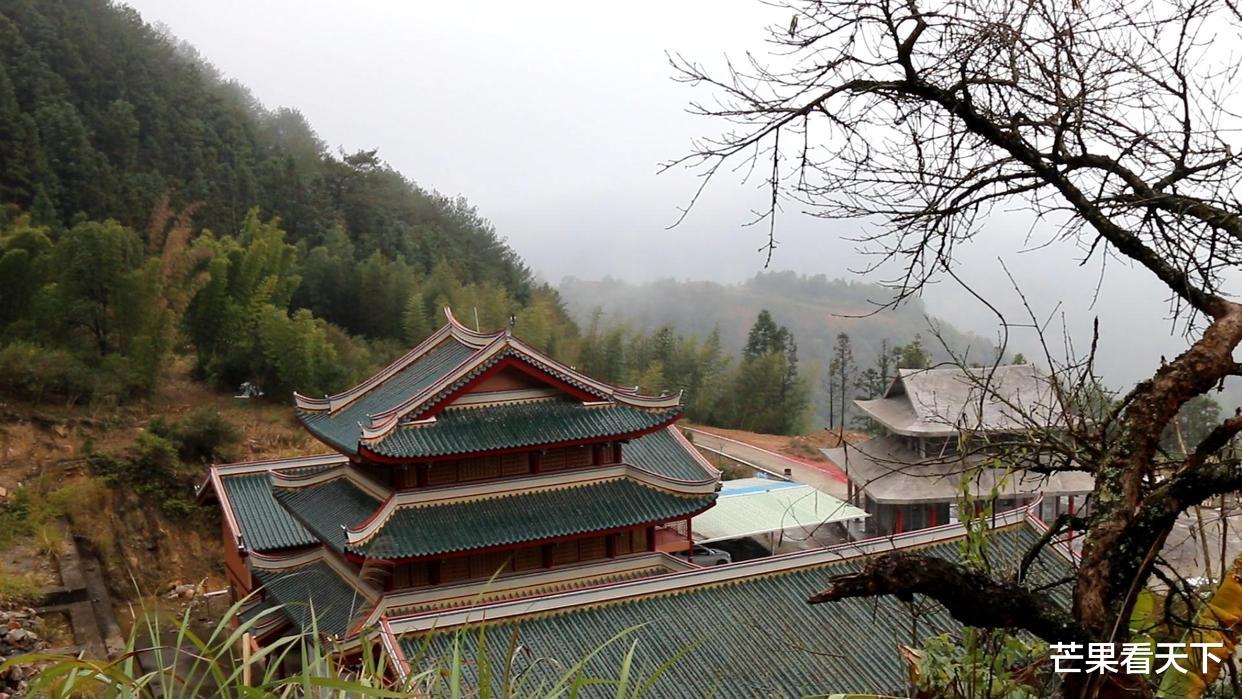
0, 0, 583, 406
0, 0, 536, 335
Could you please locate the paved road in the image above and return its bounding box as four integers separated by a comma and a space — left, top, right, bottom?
685, 428, 849, 500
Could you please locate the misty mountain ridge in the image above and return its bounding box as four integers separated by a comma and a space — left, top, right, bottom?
559, 271, 999, 417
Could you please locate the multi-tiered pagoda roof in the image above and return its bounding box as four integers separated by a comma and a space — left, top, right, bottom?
202, 315, 1081, 695
294, 313, 682, 459
205, 308, 721, 640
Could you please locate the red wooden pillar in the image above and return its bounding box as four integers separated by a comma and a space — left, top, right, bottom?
605, 534, 617, 558
541, 543, 554, 568
530, 451, 542, 474
415, 463, 429, 488
428, 559, 442, 586
895, 507, 904, 535
646, 526, 656, 552
1067, 496, 1076, 546
685, 517, 694, 562
929, 505, 938, 528
592, 444, 605, 466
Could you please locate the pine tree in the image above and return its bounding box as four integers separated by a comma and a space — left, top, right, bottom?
743, 309, 784, 359
827, 333, 855, 430
895, 333, 931, 369
734, 311, 809, 434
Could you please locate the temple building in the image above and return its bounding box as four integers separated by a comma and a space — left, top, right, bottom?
203, 309, 721, 643
822, 364, 1093, 536
201, 318, 1083, 695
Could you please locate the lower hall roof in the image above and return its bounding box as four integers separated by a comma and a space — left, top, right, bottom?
391, 513, 1074, 698
253, 559, 371, 638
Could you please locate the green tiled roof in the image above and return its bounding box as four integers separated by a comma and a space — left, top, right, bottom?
355, 479, 715, 560
221, 474, 317, 552
410, 349, 615, 416
366, 400, 680, 459
238, 593, 282, 626
274, 479, 381, 552
402, 525, 1072, 697
254, 561, 368, 638
391, 565, 675, 617
299, 339, 479, 452
624, 428, 713, 482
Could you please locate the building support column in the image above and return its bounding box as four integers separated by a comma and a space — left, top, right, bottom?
1068, 496, 1076, 546
685, 517, 693, 562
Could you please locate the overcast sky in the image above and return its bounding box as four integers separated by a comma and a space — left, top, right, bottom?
124, 0, 1208, 390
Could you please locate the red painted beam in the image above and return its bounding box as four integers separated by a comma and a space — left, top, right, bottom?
415, 355, 599, 420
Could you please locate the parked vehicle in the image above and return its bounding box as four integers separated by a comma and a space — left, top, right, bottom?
672, 544, 732, 566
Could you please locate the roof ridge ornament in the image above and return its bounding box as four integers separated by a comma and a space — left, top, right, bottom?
300, 316, 684, 449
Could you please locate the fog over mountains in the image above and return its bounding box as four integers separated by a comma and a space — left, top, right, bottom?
124, 0, 1238, 410
557, 273, 996, 369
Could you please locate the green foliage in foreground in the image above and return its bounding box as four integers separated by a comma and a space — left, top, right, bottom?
915, 632, 1048, 699
1, 596, 686, 698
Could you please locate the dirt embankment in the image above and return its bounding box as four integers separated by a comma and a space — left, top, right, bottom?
0, 358, 311, 625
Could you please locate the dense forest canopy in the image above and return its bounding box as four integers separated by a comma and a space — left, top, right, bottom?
0, 0, 534, 326
0, 0, 572, 387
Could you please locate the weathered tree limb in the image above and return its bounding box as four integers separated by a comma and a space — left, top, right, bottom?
1017, 513, 1087, 584
808, 553, 1086, 645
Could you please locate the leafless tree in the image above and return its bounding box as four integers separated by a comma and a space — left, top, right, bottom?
670, 0, 1242, 695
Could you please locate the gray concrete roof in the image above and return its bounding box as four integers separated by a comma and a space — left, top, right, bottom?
821, 435, 1094, 505
855, 364, 1062, 436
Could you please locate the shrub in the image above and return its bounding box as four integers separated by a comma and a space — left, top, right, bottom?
145, 410, 241, 464
89, 434, 201, 520
132, 431, 179, 476
171, 409, 241, 464
0, 478, 109, 553
0, 342, 149, 404
0, 495, 31, 551
0, 342, 94, 403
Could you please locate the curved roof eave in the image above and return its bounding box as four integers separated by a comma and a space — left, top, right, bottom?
295, 307, 502, 413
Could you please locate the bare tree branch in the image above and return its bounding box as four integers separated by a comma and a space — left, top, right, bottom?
809, 552, 1086, 644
